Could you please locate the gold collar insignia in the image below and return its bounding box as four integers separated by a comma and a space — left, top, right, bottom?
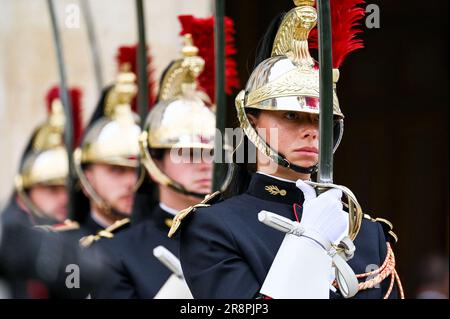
265, 185, 287, 196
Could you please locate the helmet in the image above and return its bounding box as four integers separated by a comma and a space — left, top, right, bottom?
140, 15, 239, 197
73, 65, 142, 214
235, 0, 364, 174
140, 35, 217, 197
15, 86, 82, 219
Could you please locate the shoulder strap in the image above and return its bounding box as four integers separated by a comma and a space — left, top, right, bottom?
168, 191, 221, 238
363, 213, 398, 244
79, 218, 130, 248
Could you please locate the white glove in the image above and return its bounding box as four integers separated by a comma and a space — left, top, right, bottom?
260, 232, 332, 298
259, 181, 354, 299
296, 180, 349, 245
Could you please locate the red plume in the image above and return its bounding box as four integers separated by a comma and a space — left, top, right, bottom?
116, 44, 156, 111
45, 86, 83, 147
178, 15, 240, 103
308, 0, 366, 68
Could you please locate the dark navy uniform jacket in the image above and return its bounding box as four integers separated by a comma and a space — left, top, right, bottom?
179, 173, 398, 299
92, 205, 179, 298
0, 215, 107, 299
1, 197, 57, 228
57, 214, 106, 245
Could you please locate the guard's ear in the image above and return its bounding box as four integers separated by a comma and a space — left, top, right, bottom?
83, 166, 93, 183
247, 113, 258, 128
158, 149, 172, 170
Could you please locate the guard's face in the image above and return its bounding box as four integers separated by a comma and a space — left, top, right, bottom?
29, 185, 68, 222
162, 148, 213, 195
85, 163, 137, 215
250, 110, 319, 169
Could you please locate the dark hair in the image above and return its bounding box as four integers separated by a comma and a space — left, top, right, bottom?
253, 12, 286, 69
223, 108, 261, 198
131, 148, 165, 224
82, 85, 114, 141
131, 172, 159, 224
223, 14, 286, 198
149, 148, 165, 161
18, 126, 41, 172
154, 61, 176, 104
72, 185, 90, 224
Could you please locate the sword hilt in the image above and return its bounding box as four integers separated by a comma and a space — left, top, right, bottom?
304, 180, 363, 241
258, 211, 296, 233
153, 246, 183, 278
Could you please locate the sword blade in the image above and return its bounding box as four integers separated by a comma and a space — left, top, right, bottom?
135, 0, 149, 128
80, 0, 104, 95
212, 0, 227, 192
47, 0, 76, 219
317, 0, 334, 184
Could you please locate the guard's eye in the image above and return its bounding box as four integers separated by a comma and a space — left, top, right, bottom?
284, 112, 299, 121
109, 166, 128, 174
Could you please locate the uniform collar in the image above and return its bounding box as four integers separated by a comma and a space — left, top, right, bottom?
90, 211, 111, 229
83, 214, 105, 234
159, 203, 178, 216
152, 204, 177, 231
12, 197, 58, 227
246, 172, 304, 206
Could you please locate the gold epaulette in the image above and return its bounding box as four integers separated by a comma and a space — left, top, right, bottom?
79, 218, 130, 248
168, 191, 221, 238
34, 219, 80, 232
363, 213, 398, 244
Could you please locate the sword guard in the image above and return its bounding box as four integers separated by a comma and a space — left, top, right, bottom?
304, 180, 363, 242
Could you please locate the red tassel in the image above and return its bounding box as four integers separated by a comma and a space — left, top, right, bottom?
178, 15, 240, 104
116, 44, 157, 111
46, 86, 83, 147
308, 0, 366, 68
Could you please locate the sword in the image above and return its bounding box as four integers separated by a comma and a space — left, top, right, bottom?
153, 245, 184, 279
80, 0, 104, 95
317, 0, 334, 186
135, 0, 149, 128
212, 0, 227, 192
47, 0, 76, 219
311, 0, 363, 240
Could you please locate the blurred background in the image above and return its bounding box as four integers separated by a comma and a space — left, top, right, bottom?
0, 0, 448, 298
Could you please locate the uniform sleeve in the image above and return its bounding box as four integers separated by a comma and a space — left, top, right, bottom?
377, 222, 398, 299
180, 208, 261, 299
0, 223, 106, 298
91, 241, 137, 299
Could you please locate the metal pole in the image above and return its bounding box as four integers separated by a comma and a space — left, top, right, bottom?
80, 0, 104, 95
212, 0, 226, 192
47, 0, 75, 218
317, 0, 334, 184
135, 0, 149, 128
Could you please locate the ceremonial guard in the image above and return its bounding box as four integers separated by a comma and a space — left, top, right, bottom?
66, 56, 144, 246
0, 87, 87, 298
171, 0, 404, 299
93, 15, 239, 298
1, 87, 82, 228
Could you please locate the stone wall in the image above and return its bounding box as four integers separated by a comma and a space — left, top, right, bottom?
0, 0, 212, 203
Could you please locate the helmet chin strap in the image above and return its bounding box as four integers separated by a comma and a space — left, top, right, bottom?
105, 205, 129, 219
275, 152, 318, 174
235, 90, 343, 177
236, 96, 317, 176
139, 131, 235, 199
14, 175, 48, 220
73, 148, 137, 222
